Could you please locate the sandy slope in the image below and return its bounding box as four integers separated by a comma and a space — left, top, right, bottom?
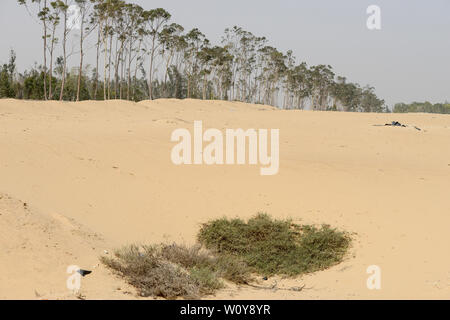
0, 98, 449, 299
0, 192, 137, 299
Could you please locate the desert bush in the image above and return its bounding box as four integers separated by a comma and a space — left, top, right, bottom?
101, 245, 200, 299
198, 213, 350, 276
101, 243, 250, 299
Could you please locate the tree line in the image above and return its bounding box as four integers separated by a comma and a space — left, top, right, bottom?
393, 102, 450, 114
0, 0, 388, 112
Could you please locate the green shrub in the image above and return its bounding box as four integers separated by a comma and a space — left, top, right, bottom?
198, 213, 350, 276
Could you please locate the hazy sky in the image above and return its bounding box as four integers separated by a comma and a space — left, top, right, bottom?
1, 0, 449, 107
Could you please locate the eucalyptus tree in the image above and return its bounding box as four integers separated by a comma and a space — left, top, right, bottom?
142, 8, 171, 99
158, 23, 184, 98
268, 49, 287, 107
91, 17, 102, 99
74, 0, 96, 101
18, 0, 50, 100
197, 45, 214, 100
256, 45, 274, 105
90, 0, 105, 99
308, 64, 335, 110
47, 1, 61, 99
132, 26, 147, 100
258, 46, 287, 106
330, 76, 359, 111
92, 0, 109, 99
287, 62, 310, 109
118, 2, 143, 100
110, 0, 126, 99
54, 0, 71, 101
123, 3, 144, 100
330, 76, 344, 109
91, 0, 125, 100
184, 28, 207, 98
222, 26, 241, 101
248, 36, 267, 103
247, 37, 268, 103
360, 86, 385, 113
101, 0, 122, 99
168, 35, 187, 99
209, 46, 233, 100
222, 26, 266, 102
236, 30, 258, 102
196, 45, 234, 100
281, 50, 296, 109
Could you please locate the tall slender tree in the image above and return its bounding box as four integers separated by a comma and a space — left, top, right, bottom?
55, 0, 71, 101
74, 0, 97, 101
47, 1, 61, 99
143, 8, 171, 99
18, 0, 50, 100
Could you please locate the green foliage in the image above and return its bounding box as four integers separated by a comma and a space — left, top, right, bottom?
0, 68, 15, 98
331, 77, 386, 113
393, 102, 450, 114
23, 68, 46, 100
189, 266, 223, 294
0, 50, 17, 98
55, 71, 91, 101
198, 213, 351, 276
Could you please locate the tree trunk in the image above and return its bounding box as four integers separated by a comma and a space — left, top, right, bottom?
148, 38, 156, 100
114, 37, 119, 99
187, 75, 191, 98
163, 49, 174, 98
60, 8, 67, 101
42, 0, 48, 100
202, 73, 207, 100
48, 27, 56, 100
127, 39, 132, 100
76, 19, 84, 102
102, 23, 108, 100
108, 34, 113, 99
132, 41, 142, 101
94, 25, 101, 100
120, 47, 124, 99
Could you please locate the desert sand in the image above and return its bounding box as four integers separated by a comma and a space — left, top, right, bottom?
0, 98, 449, 299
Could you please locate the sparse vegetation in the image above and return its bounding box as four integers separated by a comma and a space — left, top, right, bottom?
101, 243, 250, 299
393, 101, 450, 114
102, 214, 350, 299
198, 213, 350, 276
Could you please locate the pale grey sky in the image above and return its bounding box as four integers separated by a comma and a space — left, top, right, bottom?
1, 0, 449, 107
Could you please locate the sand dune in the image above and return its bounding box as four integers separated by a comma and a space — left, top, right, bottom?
0, 98, 449, 299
